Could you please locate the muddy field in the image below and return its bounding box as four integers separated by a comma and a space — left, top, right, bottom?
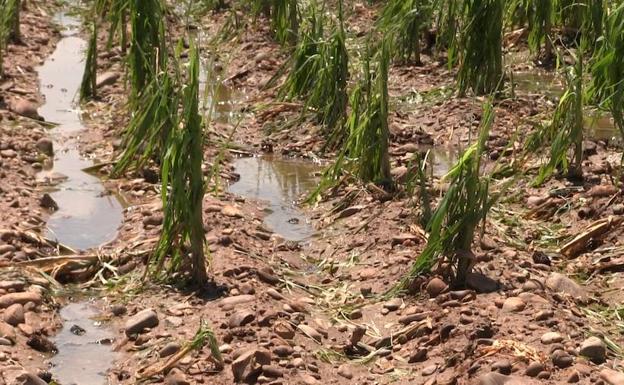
1, 1, 624, 385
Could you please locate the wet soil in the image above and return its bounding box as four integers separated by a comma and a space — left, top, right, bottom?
1, 1, 624, 385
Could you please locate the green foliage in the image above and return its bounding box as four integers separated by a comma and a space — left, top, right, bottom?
457, 0, 504, 95
249, 0, 298, 44
95, 0, 129, 52
395, 103, 497, 291
589, 2, 624, 138
378, 0, 433, 64
153, 43, 207, 284
534, 54, 584, 186
278, 1, 348, 144
80, 22, 98, 102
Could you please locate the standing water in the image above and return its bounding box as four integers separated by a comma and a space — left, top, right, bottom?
37, 11, 123, 250
228, 156, 320, 241
36, 10, 121, 384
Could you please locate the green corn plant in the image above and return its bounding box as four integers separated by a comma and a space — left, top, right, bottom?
378, 0, 433, 65
434, 0, 460, 65
153, 43, 208, 284
311, 40, 392, 199
128, 0, 167, 101
3, 0, 20, 42
589, 2, 624, 140
457, 0, 504, 95
80, 21, 98, 101
534, 52, 584, 186
394, 103, 497, 292
527, 0, 554, 61
266, 0, 298, 44
96, 0, 130, 53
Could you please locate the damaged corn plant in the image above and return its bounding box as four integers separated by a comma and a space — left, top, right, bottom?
394, 103, 497, 292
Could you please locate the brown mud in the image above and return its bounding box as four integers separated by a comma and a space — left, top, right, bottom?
1, 2, 624, 385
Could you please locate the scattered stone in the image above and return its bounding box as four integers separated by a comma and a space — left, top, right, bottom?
297, 324, 322, 342
545, 273, 587, 302
96, 71, 120, 88
12, 99, 40, 120
261, 365, 284, 378
502, 297, 525, 312
273, 321, 295, 340
383, 298, 402, 312
492, 360, 512, 375
466, 272, 498, 293
422, 365, 437, 376
408, 348, 427, 363
111, 304, 127, 316
567, 371, 580, 383
477, 372, 539, 385
124, 308, 159, 336
220, 295, 255, 310
13, 372, 47, 385
27, 334, 56, 352
579, 336, 606, 363
337, 364, 354, 379
40, 193, 58, 210
272, 345, 293, 357
535, 309, 553, 321
426, 277, 447, 297
541, 331, 564, 344
0, 321, 16, 343
229, 310, 255, 328
0, 292, 42, 308
525, 362, 545, 377
552, 350, 574, 368
600, 368, 624, 385
142, 214, 163, 226
159, 342, 181, 358
257, 267, 280, 285
232, 349, 271, 382
588, 185, 618, 197
350, 326, 366, 345
165, 368, 190, 385
3, 303, 24, 326
221, 205, 243, 218
35, 138, 53, 156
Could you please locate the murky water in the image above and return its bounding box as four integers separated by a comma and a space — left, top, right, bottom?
37, 11, 123, 250
512, 71, 564, 98
199, 60, 243, 124
228, 156, 320, 241
50, 301, 117, 385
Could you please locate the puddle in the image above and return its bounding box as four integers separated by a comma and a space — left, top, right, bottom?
199, 60, 243, 124
585, 113, 620, 142
512, 71, 564, 98
228, 156, 320, 241
37, 11, 123, 250
50, 301, 117, 385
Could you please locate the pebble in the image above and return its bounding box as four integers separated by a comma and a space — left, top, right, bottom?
12, 99, 40, 120
96, 71, 120, 88
541, 331, 564, 344
228, 310, 255, 328
35, 138, 53, 156
383, 298, 402, 312
579, 336, 606, 363
408, 348, 427, 363
261, 365, 284, 378
272, 345, 293, 357
426, 277, 447, 297
422, 365, 437, 376
600, 368, 624, 385
0, 321, 15, 343
40, 193, 58, 210
221, 205, 243, 218
159, 342, 181, 358
297, 324, 322, 342
0, 292, 42, 308
273, 321, 295, 340
124, 308, 159, 336
525, 362, 545, 377
337, 364, 354, 379
535, 309, 553, 321
466, 272, 498, 293
165, 368, 190, 385
13, 371, 47, 385
545, 273, 587, 301
3, 303, 25, 326
492, 359, 512, 375
552, 350, 574, 368
111, 304, 127, 316
501, 297, 525, 312
257, 267, 280, 285
220, 294, 255, 310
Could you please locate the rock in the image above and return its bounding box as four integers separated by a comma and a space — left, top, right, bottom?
477, 372, 540, 385
35, 138, 53, 156
273, 321, 295, 340
3, 303, 24, 326
422, 365, 437, 376
159, 342, 181, 358
111, 304, 127, 316
0, 292, 42, 308
257, 267, 280, 285
297, 324, 322, 342
535, 309, 553, 321
480, 236, 497, 250
588, 185, 618, 197
12, 99, 40, 120
383, 298, 402, 312
231, 349, 271, 382
221, 205, 243, 218
40, 193, 58, 210
300, 374, 320, 385
0, 321, 15, 343
142, 214, 163, 226
220, 295, 255, 310
600, 368, 624, 385
567, 371, 580, 383
96, 71, 120, 88
13, 372, 47, 385
337, 364, 354, 379
350, 326, 366, 345
502, 297, 525, 312
545, 273, 587, 302
466, 272, 499, 293
272, 345, 293, 357
492, 360, 512, 375
525, 362, 545, 377
165, 368, 190, 385
552, 350, 574, 368
27, 334, 56, 352
261, 365, 283, 378
541, 331, 564, 344
426, 277, 447, 297
408, 348, 427, 363
124, 308, 159, 336
579, 336, 606, 363
229, 310, 255, 328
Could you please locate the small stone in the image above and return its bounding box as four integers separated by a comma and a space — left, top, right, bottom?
535, 309, 553, 321
124, 308, 159, 336
567, 371, 580, 383
228, 310, 255, 328
552, 350, 574, 368
159, 342, 181, 357
383, 298, 402, 312
111, 304, 127, 316
426, 277, 447, 297
541, 331, 564, 344
261, 365, 284, 378
502, 297, 525, 312
492, 359, 512, 375
3, 303, 24, 326
545, 273, 587, 301
40, 193, 58, 210
221, 205, 243, 218
422, 365, 437, 376
466, 272, 498, 293
0, 321, 16, 343
220, 294, 255, 310
297, 324, 322, 342
96, 71, 120, 88
600, 368, 624, 385
165, 368, 190, 385
408, 348, 427, 363
0, 292, 42, 308
13, 372, 47, 385
35, 138, 53, 156
579, 336, 606, 363
337, 364, 354, 379
273, 321, 295, 340
257, 267, 280, 285
525, 362, 545, 377
12, 99, 40, 120
272, 345, 293, 357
